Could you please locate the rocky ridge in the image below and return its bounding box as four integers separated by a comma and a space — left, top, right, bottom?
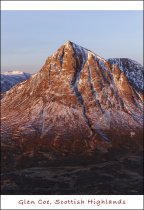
1, 41, 143, 165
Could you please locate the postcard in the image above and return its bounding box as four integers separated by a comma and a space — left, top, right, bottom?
1, 1, 143, 210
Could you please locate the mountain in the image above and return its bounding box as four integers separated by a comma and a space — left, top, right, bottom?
108, 58, 143, 92
1, 41, 143, 162
1, 71, 31, 93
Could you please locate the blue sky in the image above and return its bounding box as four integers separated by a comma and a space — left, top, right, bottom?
1, 10, 143, 73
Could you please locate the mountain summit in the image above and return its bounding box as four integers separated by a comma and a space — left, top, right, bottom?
1, 41, 143, 157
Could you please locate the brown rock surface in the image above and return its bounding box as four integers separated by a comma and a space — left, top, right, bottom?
1, 41, 143, 164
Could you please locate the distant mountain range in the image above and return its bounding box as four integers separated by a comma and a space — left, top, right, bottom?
1, 41, 143, 164
1, 71, 31, 93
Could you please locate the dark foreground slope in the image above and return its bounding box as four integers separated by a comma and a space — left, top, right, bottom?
1, 151, 143, 195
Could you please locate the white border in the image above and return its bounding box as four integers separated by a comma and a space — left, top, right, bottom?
1, 1, 143, 210
1, 195, 144, 209
1, 1, 143, 10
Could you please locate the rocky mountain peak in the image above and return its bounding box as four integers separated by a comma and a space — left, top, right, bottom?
64, 40, 73, 46
1, 42, 143, 156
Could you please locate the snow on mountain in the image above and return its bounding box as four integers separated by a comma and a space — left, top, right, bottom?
108, 58, 143, 91
1, 41, 143, 157
1, 71, 31, 93
2, 71, 27, 75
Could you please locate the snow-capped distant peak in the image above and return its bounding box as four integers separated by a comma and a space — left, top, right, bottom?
2, 71, 26, 75
1, 71, 31, 93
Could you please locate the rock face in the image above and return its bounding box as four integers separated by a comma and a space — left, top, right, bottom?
1, 71, 31, 93
1, 41, 143, 157
108, 58, 143, 92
